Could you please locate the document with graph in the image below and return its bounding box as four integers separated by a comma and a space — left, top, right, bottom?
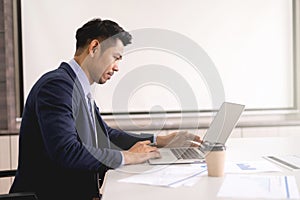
225, 160, 282, 173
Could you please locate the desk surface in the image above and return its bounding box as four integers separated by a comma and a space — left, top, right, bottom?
101, 136, 300, 200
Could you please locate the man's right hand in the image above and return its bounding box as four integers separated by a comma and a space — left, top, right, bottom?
122, 140, 160, 165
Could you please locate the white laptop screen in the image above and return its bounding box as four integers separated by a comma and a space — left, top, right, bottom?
202, 102, 245, 145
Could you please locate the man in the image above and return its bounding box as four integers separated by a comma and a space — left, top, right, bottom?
10, 18, 201, 200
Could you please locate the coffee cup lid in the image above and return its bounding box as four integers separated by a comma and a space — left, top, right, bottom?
202, 142, 226, 151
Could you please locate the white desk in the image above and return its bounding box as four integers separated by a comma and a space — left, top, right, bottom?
101, 136, 300, 200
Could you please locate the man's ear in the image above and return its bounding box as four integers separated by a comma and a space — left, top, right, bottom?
89, 39, 101, 57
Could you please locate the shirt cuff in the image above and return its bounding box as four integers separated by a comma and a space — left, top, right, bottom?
120, 151, 125, 166
153, 134, 157, 144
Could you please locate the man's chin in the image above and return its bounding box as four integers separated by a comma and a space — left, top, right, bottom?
98, 79, 107, 84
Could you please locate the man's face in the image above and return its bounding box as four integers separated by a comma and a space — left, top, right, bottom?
89, 38, 124, 84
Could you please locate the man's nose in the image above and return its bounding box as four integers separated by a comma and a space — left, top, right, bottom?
112, 63, 119, 72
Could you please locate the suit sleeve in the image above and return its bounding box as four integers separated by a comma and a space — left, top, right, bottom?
100, 116, 154, 150
36, 77, 122, 170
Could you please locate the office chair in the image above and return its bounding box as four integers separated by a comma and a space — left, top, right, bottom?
0, 170, 17, 178
0, 170, 38, 200
0, 193, 38, 200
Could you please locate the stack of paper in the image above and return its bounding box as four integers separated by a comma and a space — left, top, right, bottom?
118, 164, 207, 188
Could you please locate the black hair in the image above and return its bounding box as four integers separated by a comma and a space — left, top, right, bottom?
75, 18, 132, 50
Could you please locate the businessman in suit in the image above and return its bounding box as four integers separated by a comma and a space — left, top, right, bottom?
10, 18, 201, 200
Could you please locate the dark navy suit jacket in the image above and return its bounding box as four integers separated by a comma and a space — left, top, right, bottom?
10, 63, 153, 200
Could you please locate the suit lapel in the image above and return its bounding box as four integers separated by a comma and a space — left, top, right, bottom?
60, 63, 109, 148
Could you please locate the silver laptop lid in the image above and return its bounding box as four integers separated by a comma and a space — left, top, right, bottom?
203, 102, 245, 145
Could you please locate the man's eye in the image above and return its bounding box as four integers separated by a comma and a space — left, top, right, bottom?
114, 56, 121, 61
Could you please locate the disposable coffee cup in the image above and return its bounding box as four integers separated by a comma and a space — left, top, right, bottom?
204, 143, 226, 177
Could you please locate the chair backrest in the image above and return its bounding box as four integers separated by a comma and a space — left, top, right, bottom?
0, 170, 38, 200
0, 193, 38, 200
0, 170, 17, 178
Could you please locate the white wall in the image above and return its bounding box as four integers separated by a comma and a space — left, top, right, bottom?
21, 0, 294, 113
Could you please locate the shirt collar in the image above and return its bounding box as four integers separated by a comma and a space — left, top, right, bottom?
68, 58, 91, 97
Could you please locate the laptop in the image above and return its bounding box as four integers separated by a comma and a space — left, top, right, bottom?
148, 102, 245, 165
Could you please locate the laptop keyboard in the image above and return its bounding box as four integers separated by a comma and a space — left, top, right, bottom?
170, 148, 203, 159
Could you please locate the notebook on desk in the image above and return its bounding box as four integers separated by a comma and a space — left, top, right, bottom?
148, 102, 245, 165
265, 155, 300, 170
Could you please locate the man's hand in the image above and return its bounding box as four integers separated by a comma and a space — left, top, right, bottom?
156, 131, 201, 148
122, 140, 160, 165
128, 140, 157, 153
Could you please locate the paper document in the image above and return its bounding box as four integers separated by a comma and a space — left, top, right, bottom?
218, 174, 300, 199
225, 160, 282, 173
118, 164, 207, 188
